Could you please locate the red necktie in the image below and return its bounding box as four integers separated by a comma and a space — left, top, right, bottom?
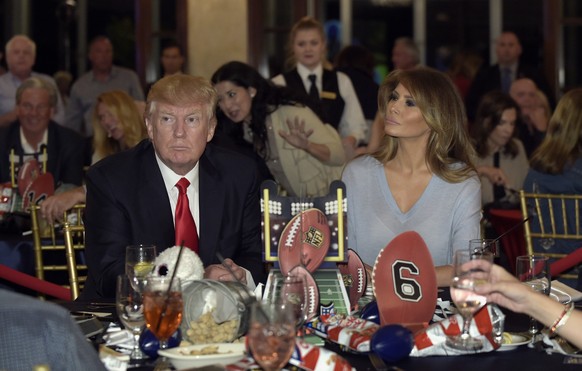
175, 178, 199, 253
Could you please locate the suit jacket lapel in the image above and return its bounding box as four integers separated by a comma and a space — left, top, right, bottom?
138, 142, 175, 246
198, 146, 225, 264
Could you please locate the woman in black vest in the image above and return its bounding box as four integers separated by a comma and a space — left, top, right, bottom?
271, 16, 368, 160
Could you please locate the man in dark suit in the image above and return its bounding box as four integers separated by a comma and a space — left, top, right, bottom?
465, 31, 554, 122
0, 77, 86, 194
81, 74, 265, 299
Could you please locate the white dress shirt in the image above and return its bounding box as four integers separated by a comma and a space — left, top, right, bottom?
154, 154, 255, 288
272, 63, 368, 144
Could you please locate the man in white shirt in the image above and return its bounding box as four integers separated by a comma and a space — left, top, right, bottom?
0, 35, 65, 127
81, 74, 265, 299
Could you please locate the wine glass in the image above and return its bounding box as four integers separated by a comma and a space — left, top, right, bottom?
516, 255, 551, 336
248, 301, 296, 371
116, 274, 148, 363
447, 249, 494, 350
469, 239, 500, 257
143, 276, 183, 350
265, 271, 308, 332
126, 244, 157, 291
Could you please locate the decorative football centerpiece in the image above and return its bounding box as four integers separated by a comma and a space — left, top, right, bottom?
278, 208, 331, 276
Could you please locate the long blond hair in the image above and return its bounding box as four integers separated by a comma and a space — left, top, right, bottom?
373, 67, 476, 183
530, 88, 582, 174
92, 90, 147, 162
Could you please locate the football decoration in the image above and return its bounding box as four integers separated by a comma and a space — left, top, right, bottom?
370, 324, 414, 363
278, 208, 331, 275
372, 231, 437, 328
288, 265, 320, 321
21, 173, 54, 210
337, 249, 367, 310
17, 158, 41, 196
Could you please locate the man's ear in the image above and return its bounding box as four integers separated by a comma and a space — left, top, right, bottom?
207, 118, 217, 142
145, 117, 154, 139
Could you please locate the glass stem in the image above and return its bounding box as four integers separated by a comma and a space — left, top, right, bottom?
131, 328, 141, 356
461, 315, 472, 339
529, 316, 538, 335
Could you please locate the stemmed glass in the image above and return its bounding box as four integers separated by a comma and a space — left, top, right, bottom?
126, 245, 157, 291
143, 276, 184, 351
516, 255, 551, 336
469, 239, 500, 257
248, 301, 297, 371
265, 271, 308, 333
447, 249, 494, 350
116, 275, 148, 363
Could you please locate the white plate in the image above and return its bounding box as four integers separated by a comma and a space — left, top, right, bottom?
158, 343, 246, 370
497, 333, 530, 351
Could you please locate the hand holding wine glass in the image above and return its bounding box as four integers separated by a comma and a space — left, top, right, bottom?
248, 301, 296, 371
116, 275, 148, 363
447, 249, 494, 350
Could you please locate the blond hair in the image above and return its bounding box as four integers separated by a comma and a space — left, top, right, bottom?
530, 88, 582, 174
373, 67, 476, 183
92, 90, 147, 161
145, 74, 217, 121
285, 16, 327, 71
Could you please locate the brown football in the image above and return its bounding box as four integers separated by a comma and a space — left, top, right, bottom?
278, 208, 331, 275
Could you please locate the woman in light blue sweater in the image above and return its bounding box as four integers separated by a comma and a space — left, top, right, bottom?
342, 67, 481, 287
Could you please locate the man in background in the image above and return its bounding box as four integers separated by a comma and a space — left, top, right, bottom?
0, 77, 85, 189
65, 36, 144, 137
466, 31, 554, 121
0, 35, 65, 127
510, 78, 548, 156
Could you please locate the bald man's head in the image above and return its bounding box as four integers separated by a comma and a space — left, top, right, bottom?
510, 78, 537, 108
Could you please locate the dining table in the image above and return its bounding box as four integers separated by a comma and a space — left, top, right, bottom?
59, 294, 582, 371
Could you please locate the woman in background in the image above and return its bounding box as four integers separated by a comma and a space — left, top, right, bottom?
470, 91, 528, 208
40, 90, 147, 222
342, 67, 481, 286
271, 16, 367, 160
523, 88, 582, 289
212, 61, 345, 197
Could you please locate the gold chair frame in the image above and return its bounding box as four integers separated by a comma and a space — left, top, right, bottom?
30, 204, 86, 300
519, 190, 582, 280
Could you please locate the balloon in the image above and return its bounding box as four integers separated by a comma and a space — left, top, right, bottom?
359, 300, 380, 324
370, 324, 414, 362
139, 328, 182, 359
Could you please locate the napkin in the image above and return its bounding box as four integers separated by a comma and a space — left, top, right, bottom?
308, 314, 379, 353
410, 304, 505, 356
550, 280, 582, 303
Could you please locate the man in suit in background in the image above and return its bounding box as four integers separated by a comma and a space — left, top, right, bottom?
81, 74, 265, 299
465, 31, 554, 122
0, 77, 85, 189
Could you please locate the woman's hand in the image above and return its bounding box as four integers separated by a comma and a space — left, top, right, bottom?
477, 165, 508, 186
278, 116, 314, 150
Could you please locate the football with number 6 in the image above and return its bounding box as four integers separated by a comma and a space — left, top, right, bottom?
372, 231, 437, 328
